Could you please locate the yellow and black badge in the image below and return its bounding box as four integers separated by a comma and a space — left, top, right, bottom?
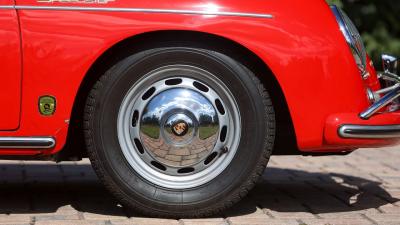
39, 96, 56, 116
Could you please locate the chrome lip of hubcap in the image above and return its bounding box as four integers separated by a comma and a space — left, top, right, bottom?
117, 65, 241, 189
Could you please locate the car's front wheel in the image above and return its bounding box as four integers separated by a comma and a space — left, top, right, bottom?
84, 46, 275, 218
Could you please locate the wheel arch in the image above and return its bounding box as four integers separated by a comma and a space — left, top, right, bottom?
58, 30, 298, 161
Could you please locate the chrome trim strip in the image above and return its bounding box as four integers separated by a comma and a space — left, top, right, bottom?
339, 125, 400, 139
0, 137, 56, 149
0, 5, 273, 18
0, 5, 14, 9
330, 5, 367, 75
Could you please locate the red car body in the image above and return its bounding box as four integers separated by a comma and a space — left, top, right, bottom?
0, 0, 398, 157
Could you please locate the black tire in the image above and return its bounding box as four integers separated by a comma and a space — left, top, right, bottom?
84, 46, 275, 218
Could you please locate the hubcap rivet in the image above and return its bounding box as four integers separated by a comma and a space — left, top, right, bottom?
220, 146, 229, 154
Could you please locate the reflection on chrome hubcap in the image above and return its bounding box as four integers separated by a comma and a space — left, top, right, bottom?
140, 89, 219, 168
117, 65, 241, 189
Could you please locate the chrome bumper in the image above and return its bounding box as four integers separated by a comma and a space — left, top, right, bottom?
339, 55, 400, 140
360, 54, 400, 119
339, 125, 400, 139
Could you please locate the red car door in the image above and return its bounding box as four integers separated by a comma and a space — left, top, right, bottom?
0, 0, 21, 130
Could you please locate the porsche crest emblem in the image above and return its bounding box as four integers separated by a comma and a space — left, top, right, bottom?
172, 121, 188, 137
39, 96, 56, 116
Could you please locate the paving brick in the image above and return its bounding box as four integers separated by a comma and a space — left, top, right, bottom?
180, 218, 227, 225
0, 222, 30, 225
363, 213, 400, 224
300, 218, 373, 225
35, 220, 106, 225
34, 214, 81, 221
0, 214, 31, 223
114, 218, 180, 225
377, 203, 400, 213
225, 199, 269, 219
264, 209, 317, 219
228, 218, 299, 225
0, 147, 398, 224
317, 210, 378, 219
82, 212, 128, 221
165, 155, 182, 162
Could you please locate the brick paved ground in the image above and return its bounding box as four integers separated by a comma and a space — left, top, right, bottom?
0, 146, 398, 225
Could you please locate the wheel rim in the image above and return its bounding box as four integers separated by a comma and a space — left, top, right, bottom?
117, 65, 241, 189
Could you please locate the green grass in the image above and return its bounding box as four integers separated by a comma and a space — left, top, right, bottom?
141, 125, 160, 139
199, 126, 219, 140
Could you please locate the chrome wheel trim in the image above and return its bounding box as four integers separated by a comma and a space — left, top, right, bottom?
117, 65, 241, 189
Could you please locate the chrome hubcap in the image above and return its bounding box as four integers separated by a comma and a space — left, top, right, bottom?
117, 65, 241, 189
140, 88, 220, 171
